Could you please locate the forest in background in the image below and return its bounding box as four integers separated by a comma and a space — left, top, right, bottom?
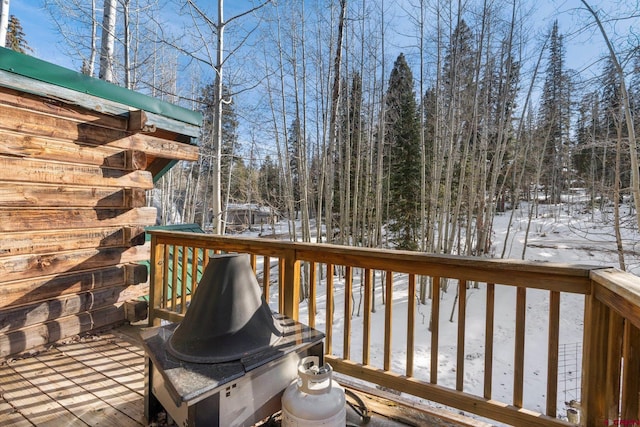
4, 0, 640, 271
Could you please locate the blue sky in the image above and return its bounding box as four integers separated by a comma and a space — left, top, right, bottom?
6, 1, 635, 82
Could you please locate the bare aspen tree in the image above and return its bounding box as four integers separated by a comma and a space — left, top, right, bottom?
580, 0, 640, 232
0, 0, 10, 47
324, 0, 347, 243
99, 0, 117, 82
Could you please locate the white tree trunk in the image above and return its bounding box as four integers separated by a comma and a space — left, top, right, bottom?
0, 0, 10, 48
99, 0, 117, 82
212, 0, 224, 235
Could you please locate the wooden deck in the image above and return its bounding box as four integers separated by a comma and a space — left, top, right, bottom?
0, 325, 486, 427
0, 330, 146, 427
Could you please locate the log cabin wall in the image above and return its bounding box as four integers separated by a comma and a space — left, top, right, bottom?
0, 48, 202, 359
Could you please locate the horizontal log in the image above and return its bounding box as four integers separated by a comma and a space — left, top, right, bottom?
0, 156, 154, 188
0, 227, 147, 257
0, 264, 148, 309
0, 183, 146, 208
0, 103, 198, 162
0, 207, 157, 232
125, 133, 199, 161
0, 304, 126, 359
0, 102, 130, 145
0, 245, 150, 283
0, 71, 201, 137
0, 285, 134, 333
0, 85, 126, 131
0, 129, 129, 168
124, 299, 149, 323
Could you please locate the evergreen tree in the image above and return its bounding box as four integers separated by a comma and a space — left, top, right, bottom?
385, 53, 421, 250
197, 83, 240, 221
287, 118, 302, 215
258, 155, 283, 212
538, 20, 571, 204
6, 15, 30, 53
599, 56, 631, 192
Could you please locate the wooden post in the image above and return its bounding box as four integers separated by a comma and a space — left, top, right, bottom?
581, 292, 610, 426
149, 235, 164, 327
282, 249, 300, 321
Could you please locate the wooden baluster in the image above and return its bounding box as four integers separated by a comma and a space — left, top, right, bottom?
484, 283, 495, 399
546, 290, 560, 417
456, 280, 467, 392
513, 286, 526, 408
384, 271, 393, 371
162, 244, 170, 311
191, 247, 200, 298
308, 261, 317, 328
278, 259, 285, 314
180, 245, 188, 314
363, 268, 372, 365
263, 256, 271, 303
431, 276, 440, 384
344, 266, 352, 360
170, 245, 179, 311
407, 274, 416, 377
326, 263, 334, 355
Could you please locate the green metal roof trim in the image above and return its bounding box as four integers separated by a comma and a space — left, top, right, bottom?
0, 47, 202, 127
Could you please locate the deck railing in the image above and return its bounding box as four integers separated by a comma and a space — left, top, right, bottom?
147, 230, 640, 427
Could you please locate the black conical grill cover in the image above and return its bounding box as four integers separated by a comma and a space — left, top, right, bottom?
166, 253, 284, 363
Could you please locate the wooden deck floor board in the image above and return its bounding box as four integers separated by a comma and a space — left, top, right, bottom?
35, 349, 145, 425
0, 366, 87, 427
56, 339, 145, 395
10, 351, 142, 427
0, 399, 33, 427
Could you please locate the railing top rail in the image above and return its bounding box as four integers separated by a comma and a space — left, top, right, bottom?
148, 230, 602, 293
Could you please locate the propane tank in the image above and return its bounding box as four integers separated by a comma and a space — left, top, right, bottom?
281, 356, 346, 427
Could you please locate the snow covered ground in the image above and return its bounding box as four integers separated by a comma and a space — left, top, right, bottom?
246, 199, 639, 425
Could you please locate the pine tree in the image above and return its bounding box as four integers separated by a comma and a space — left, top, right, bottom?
197, 82, 240, 225
538, 20, 571, 204
385, 53, 421, 250
6, 15, 30, 53
287, 118, 302, 216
